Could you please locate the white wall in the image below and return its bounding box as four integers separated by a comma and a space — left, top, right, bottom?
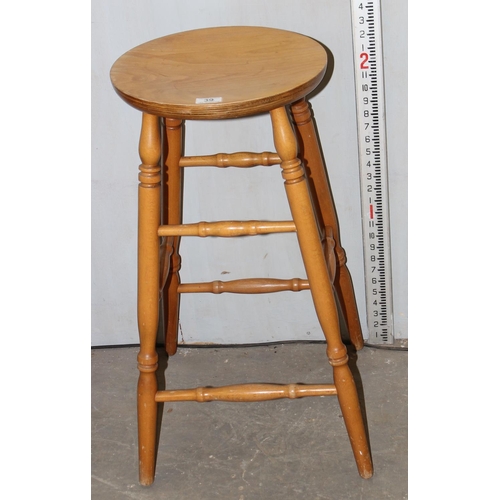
91, 0, 407, 346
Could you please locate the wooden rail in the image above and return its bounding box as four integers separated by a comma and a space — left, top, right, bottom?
155, 383, 337, 402
179, 151, 281, 168
178, 278, 310, 294
158, 220, 296, 237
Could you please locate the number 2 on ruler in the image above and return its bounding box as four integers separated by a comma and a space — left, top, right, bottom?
360, 52, 369, 69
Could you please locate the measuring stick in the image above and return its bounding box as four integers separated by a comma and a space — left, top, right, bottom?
350, 0, 394, 344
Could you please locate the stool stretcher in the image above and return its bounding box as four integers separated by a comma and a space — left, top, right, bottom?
155, 383, 337, 402
158, 220, 296, 237
178, 278, 310, 294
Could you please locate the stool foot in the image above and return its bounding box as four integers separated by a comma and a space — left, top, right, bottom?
291, 99, 364, 350
332, 361, 373, 478
137, 368, 158, 485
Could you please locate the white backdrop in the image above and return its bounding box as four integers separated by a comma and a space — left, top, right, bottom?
91, 0, 407, 346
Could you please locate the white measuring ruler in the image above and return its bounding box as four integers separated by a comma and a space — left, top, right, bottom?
350, 0, 394, 344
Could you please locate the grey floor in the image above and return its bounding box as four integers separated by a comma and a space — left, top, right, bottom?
92, 342, 407, 499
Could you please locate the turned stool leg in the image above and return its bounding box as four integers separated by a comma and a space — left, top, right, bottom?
161, 118, 183, 356
291, 99, 364, 351
137, 113, 161, 485
270, 107, 373, 479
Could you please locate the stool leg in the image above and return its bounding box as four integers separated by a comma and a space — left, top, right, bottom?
270, 107, 373, 479
291, 99, 364, 351
137, 113, 161, 485
162, 118, 183, 356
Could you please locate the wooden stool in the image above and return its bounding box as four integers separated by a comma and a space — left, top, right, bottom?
110, 26, 373, 485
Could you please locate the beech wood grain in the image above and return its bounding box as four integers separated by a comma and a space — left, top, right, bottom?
136, 113, 161, 486
158, 220, 296, 237
178, 278, 310, 294
155, 384, 337, 402
179, 151, 281, 168
110, 27, 327, 119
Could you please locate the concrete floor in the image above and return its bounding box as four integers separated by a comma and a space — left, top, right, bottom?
92, 342, 407, 499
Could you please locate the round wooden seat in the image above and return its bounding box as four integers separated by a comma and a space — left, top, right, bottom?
110, 26, 327, 119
